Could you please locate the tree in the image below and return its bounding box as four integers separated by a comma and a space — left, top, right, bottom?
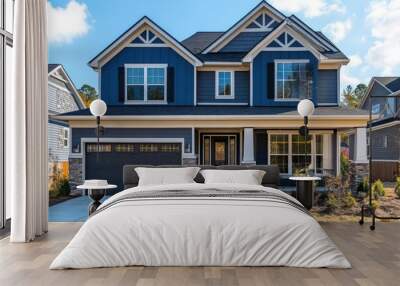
341, 83, 367, 109
78, 84, 98, 107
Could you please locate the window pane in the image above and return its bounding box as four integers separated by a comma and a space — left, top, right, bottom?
218, 72, 232, 96
271, 155, 288, 173
316, 155, 323, 174
127, 85, 144, 100
292, 134, 311, 154
316, 135, 323, 154
204, 137, 210, 165
270, 135, 288, 154
148, 85, 164, 100
127, 68, 144, 84
276, 63, 309, 99
292, 155, 312, 174
147, 68, 164, 85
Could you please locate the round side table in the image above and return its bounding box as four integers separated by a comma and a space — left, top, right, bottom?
77, 184, 117, 215
289, 176, 321, 210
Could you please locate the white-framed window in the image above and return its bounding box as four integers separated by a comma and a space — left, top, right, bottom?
275, 60, 311, 101
268, 133, 326, 175
62, 128, 69, 148
215, 71, 234, 98
125, 64, 167, 104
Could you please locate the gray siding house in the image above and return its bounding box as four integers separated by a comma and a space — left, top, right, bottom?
48, 64, 84, 176
356, 77, 400, 181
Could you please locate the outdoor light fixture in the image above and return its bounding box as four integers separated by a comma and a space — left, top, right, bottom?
90, 99, 107, 161
297, 99, 315, 175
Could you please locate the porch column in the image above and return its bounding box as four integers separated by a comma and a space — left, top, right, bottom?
242, 128, 256, 165
355, 128, 368, 163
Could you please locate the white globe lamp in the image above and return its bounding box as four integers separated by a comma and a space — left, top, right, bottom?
297, 99, 315, 118
90, 99, 107, 117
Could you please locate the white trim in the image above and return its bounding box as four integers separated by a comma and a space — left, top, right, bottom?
48, 81, 70, 93
244, 27, 274, 32
202, 2, 286, 54
200, 133, 239, 165
62, 127, 69, 149
89, 17, 202, 69
124, 64, 168, 104
263, 47, 309, 52
370, 159, 400, 162
243, 22, 327, 63
318, 103, 337, 106
197, 102, 248, 106
127, 43, 168, 48
268, 132, 328, 175
203, 62, 243, 66
56, 114, 371, 121
193, 66, 197, 106
250, 61, 253, 106
274, 59, 310, 102
215, 70, 235, 99
371, 120, 400, 131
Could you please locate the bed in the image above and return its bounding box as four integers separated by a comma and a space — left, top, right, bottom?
50, 165, 350, 269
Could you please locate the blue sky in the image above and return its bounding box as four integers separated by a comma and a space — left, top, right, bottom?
48, 0, 400, 92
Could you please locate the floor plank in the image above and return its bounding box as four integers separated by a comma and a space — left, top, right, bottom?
0, 222, 399, 286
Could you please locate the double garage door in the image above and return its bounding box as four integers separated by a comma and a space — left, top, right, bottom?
85, 142, 182, 193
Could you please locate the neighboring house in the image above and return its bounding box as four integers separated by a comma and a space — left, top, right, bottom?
55, 1, 369, 191
355, 77, 400, 181
48, 64, 84, 178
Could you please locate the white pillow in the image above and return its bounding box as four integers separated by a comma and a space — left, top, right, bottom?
135, 167, 200, 186
200, 169, 266, 185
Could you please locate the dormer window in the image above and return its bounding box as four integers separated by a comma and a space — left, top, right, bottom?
275, 60, 311, 101
125, 64, 167, 104
216, 71, 234, 99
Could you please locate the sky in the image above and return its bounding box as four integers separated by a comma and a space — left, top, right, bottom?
48, 0, 400, 93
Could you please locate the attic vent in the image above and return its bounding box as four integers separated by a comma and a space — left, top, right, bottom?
266, 32, 305, 49
245, 12, 277, 32
131, 29, 165, 45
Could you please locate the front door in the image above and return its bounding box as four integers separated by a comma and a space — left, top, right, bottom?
211, 137, 229, 166
201, 134, 238, 165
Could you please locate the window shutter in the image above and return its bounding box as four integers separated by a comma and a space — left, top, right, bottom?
167, 66, 175, 103
267, 63, 275, 99
118, 67, 125, 102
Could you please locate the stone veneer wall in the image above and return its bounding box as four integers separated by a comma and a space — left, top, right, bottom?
69, 158, 83, 189
350, 162, 369, 191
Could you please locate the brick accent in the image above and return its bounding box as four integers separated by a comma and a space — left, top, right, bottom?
69, 158, 83, 189
350, 162, 369, 191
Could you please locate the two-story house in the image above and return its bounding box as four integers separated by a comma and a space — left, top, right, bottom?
56, 1, 369, 191
356, 77, 400, 181
48, 64, 84, 178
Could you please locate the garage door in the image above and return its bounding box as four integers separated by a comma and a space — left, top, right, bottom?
85, 142, 182, 193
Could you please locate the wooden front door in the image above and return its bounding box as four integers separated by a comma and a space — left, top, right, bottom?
211, 137, 229, 166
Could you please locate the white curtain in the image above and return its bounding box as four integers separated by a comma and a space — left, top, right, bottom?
9, 0, 48, 242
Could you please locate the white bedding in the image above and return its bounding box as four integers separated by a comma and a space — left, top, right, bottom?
50, 183, 351, 269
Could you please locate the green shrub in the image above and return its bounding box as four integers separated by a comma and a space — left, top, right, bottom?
343, 191, 357, 208
58, 178, 71, 196
357, 177, 369, 194
326, 192, 339, 210
49, 165, 71, 198
395, 177, 400, 199
372, 179, 385, 199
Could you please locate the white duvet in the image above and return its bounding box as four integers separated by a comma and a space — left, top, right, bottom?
50, 183, 351, 269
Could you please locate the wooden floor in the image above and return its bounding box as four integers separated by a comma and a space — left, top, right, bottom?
0, 222, 399, 286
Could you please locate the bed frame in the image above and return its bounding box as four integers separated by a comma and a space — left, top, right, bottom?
123, 165, 280, 190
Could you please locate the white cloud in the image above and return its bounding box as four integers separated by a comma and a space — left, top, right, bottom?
365, 0, 400, 75
47, 0, 90, 44
341, 54, 364, 87
322, 19, 352, 43
269, 0, 346, 18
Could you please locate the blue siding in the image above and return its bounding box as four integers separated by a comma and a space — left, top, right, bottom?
317, 70, 338, 105
197, 71, 249, 104
252, 51, 319, 106
101, 47, 194, 105
71, 128, 193, 153
220, 32, 270, 53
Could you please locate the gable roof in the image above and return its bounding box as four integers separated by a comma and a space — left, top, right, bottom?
48, 64, 85, 109
201, 1, 286, 54
89, 16, 202, 69
374, 77, 400, 93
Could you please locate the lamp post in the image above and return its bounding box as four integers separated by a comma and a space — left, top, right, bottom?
297, 99, 315, 176
89, 99, 107, 161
